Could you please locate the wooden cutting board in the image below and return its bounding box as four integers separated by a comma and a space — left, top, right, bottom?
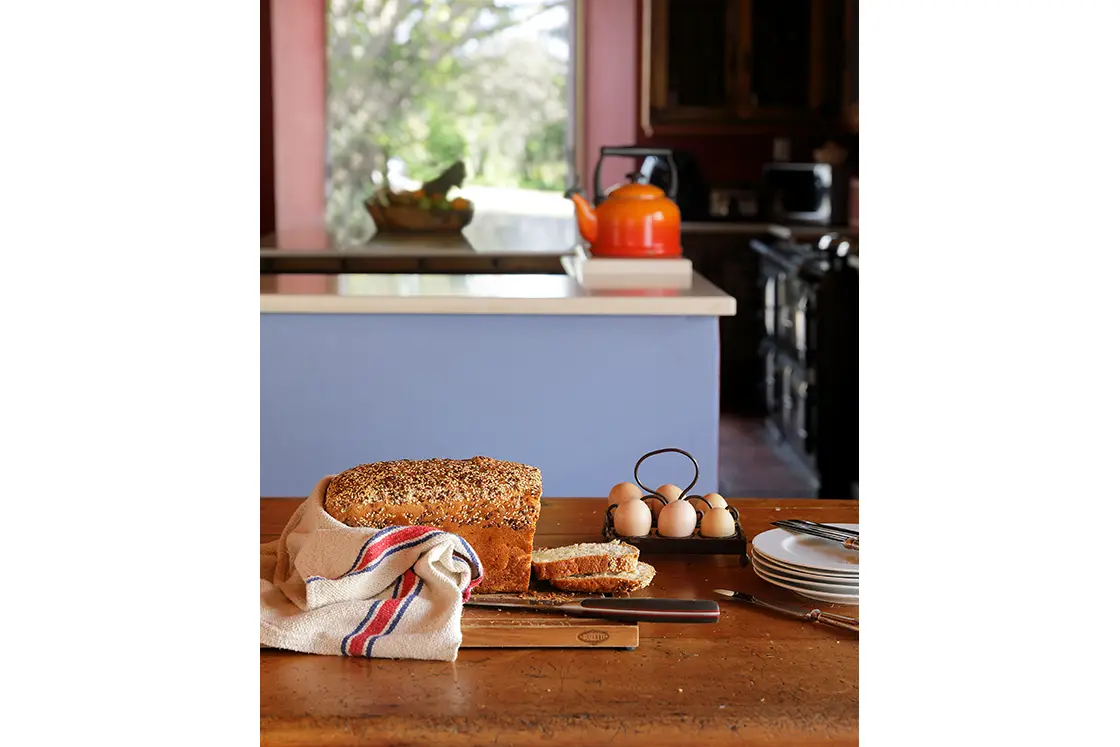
461, 606, 638, 649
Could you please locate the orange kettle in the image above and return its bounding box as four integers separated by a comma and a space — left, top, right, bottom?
565, 147, 682, 258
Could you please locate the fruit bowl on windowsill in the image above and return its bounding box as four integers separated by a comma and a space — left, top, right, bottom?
365, 199, 474, 234
364, 160, 474, 234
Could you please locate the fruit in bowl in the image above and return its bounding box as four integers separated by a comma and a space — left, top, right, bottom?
365, 161, 474, 234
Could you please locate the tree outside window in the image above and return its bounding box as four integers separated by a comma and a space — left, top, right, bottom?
326, 0, 574, 247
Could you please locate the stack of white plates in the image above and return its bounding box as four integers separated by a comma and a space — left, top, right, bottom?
749, 524, 859, 605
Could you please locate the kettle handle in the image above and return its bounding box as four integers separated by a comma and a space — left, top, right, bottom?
594, 146, 678, 205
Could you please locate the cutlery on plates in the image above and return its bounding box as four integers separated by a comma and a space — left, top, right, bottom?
771, 520, 859, 551
712, 589, 858, 633
465, 596, 720, 623
779, 519, 858, 537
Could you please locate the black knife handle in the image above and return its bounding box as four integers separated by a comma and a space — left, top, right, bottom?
578, 598, 720, 623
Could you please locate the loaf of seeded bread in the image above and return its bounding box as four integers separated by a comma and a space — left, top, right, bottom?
323, 457, 542, 593
531, 541, 639, 580
547, 562, 657, 594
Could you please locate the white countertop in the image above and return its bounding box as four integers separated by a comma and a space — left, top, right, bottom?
260, 272, 736, 316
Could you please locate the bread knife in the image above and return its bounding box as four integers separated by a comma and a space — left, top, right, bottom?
713, 589, 858, 632
465, 597, 720, 623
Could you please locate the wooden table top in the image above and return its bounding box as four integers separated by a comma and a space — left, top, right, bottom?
261, 497, 859, 746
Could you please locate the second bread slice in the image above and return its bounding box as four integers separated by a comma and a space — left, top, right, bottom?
531, 540, 639, 580
547, 562, 657, 594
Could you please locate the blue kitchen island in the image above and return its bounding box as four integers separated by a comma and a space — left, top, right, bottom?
261, 271, 736, 497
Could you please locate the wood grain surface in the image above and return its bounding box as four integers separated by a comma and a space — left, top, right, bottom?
261, 497, 859, 746
461, 608, 638, 649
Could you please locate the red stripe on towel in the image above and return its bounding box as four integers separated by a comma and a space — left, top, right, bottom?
347, 526, 433, 575
345, 570, 420, 656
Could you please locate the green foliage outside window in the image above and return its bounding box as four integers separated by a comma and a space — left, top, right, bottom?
326, 0, 571, 243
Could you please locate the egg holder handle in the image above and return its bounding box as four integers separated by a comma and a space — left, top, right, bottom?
602, 447, 747, 555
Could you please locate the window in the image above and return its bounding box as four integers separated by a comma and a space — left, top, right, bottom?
325, 0, 576, 248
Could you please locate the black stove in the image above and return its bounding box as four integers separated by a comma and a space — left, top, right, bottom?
750, 234, 858, 499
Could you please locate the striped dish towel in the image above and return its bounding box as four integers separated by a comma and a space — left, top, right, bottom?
260, 475, 484, 661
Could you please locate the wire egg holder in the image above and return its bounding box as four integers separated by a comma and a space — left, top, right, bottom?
602, 447, 748, 555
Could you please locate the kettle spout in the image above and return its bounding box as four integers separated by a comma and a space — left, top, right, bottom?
567, 192, 598, 244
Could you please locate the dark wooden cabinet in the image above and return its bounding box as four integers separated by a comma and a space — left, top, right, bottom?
844, 0, 858, 131
641, 0, 849, 135
681, 231, 768, 416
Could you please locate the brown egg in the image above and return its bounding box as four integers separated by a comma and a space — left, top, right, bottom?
655, 483, 683, 502
657, 499, 698, 538
608, 481, 643, 504
703, 492, 728, 509
700, 506, 736, 538
612, 497, 652, 537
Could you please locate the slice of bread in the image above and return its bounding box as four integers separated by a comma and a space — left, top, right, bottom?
547, 561, 657, 594
531, 540, 640, 580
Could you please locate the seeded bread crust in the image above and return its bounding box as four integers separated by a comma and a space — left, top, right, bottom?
531, 541, 640, 580
547, 562, 657, 594
323, 457, 542, 593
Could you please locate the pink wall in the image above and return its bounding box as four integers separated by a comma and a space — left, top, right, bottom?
581, 0, 639, 194
266, 0, 329, 294
270, 0, 326, 233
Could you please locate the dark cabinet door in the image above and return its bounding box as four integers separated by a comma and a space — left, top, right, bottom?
662, 0, 734, 111
645, 0, 738, 129
743, 0, 814, 114
642, 0, 847, 135
845, 0, 858, 130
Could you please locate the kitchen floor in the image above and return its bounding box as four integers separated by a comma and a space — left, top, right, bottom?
719, 415, 817, 498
